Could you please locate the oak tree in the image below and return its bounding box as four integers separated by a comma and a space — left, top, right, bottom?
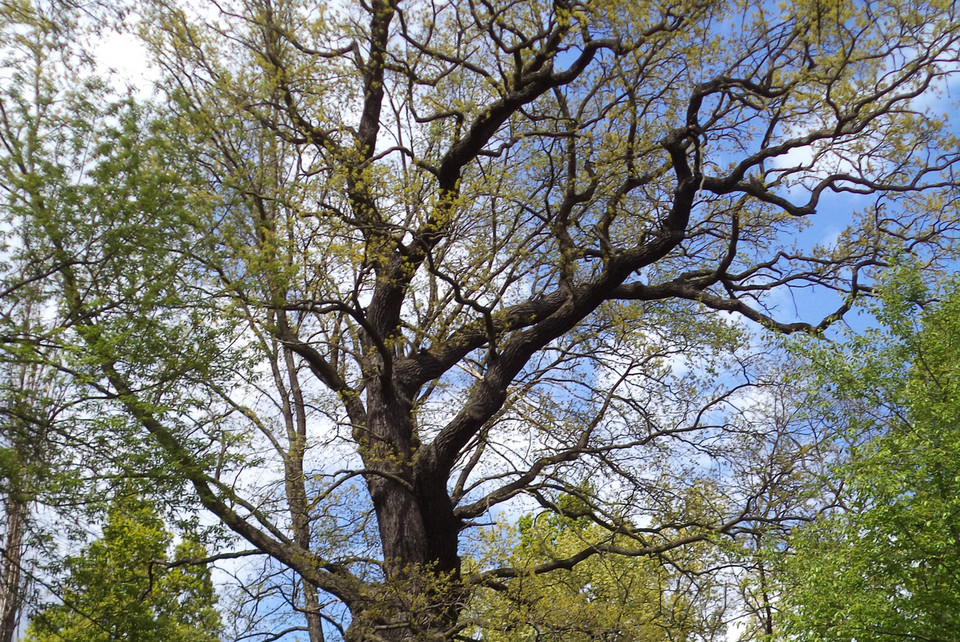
7, 0, 960, 639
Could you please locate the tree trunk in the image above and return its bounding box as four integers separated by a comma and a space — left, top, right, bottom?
304, 580, 325, 642
0, 495, 27, 642
352, 378, 464, 640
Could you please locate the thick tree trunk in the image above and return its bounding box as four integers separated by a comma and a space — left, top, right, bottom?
353, 378, 464, 640
0, 496, 27, 642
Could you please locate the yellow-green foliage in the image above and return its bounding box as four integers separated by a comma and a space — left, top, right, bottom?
468, 506, 722, 641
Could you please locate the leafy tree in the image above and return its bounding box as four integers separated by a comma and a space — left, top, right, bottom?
0, 3, 228, 636
781, 271, 960, 641
4, 0, 960, 639
0, 3, 116, 637
0, 343, 69, 642
24, 492, 222, 642
467, 497, 725, 641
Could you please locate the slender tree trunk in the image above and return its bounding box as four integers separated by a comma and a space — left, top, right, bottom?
303, 581, 325, 642
0, 495, 27, 642
265, 323, 328, 642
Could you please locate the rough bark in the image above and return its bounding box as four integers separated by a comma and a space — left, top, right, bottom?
0, 495, 26, 642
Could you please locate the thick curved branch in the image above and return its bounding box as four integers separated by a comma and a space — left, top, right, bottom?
611, 278, 859, 334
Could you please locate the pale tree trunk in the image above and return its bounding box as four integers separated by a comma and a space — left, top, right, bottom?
0, 495, 27, 642
303, 581, 325, 642
278, 332, 327, 642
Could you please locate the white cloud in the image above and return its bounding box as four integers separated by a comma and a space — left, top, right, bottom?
93, 21, 158, 96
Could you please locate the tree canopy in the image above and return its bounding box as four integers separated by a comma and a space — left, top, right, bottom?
25, 492, 222, 642
781, 270, 960, 641
2, 0, 960, 640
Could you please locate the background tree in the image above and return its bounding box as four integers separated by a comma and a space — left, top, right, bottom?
6, 0, 960, 639
25, 490, 222, 642
0, 3, 104, 636
0, 329, 70, 642
780, 269, 960, 641
0, 2, 232, 635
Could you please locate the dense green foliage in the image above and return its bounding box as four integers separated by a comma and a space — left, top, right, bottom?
782, 272, 960, 640
25, 493, 222, 642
